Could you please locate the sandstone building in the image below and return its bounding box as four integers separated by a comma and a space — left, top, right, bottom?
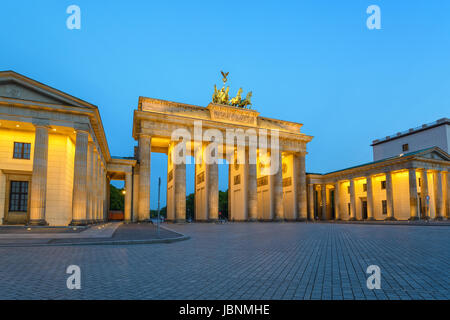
0, 71, 448, 225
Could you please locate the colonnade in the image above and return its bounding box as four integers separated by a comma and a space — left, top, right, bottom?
28, 125, 108, 225
71, 130, 107, 225
134, 135, 308, 222
308, 168, 448, 221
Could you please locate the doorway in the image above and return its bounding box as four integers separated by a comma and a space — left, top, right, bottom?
361, 199, 368, 220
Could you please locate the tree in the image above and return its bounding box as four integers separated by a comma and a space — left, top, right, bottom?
186, 193, 195, 220
109, 184, 124, 211
184, 189, 228, 220
219, 189, 228, 219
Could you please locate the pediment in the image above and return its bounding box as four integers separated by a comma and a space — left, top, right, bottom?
414, 148, 450, 161
0, 71, 95, 109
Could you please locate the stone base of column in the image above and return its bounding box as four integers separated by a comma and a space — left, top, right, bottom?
408, 216, 420, 221
273, 217, 285, 222
247, 218, 257, 222
366, 217, 376, 221
296, 218, 307, 222
384, 217, 397, 221
124, 220, 133, 224
173, 219, 186, 224
348, 217, 357, 221
434, 216, 445, 221
28, 219, 48, 226
70, 219, 88, 226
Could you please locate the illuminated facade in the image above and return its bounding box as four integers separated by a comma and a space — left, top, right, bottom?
307, 148, 449, 221
0, 71, 448, 226
0, 71, 134, 226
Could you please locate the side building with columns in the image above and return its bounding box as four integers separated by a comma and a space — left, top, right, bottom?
0, 71, 127, 226
307, 147, 450, 221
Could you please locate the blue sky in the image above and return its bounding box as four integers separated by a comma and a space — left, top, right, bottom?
1, 1, 449, 209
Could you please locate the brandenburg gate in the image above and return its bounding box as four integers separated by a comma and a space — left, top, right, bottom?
131, 76, 313, 223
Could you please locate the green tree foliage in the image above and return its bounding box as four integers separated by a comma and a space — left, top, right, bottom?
219, 189, 228, 219
109, 184, 124, 211
150, 207, 166, 218
186, 193, 195, 220
184, 189, 228, 220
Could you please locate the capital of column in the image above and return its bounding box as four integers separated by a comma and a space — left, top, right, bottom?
73, 122, 90, 133
31, 118, 50, 128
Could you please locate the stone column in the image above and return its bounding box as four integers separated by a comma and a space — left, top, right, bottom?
71, 130, 89, 225
334, 181, 340, 220
98, 164, 103, 222
85, 142, 94, 223
273, 150, 284, 221
420, 169, 429, 219
408, 169, 419, 220
124, 172, 132, 222
321, 184, 327, 220
96, 155, 101, 222
446, 172, 450, 219
385, 171, 395, 220
106, 177, 111, 221
29, 125, 49, 225
297, 153, 307, 221
138, 134, 151, 221
366, 175, 374, 220
101, 165, 105, 221
92, 150, 99, 223
207, 162, 219, 221
349, 179, 356, 220
435, 171, 444, 220
308, 184, 314, 220
247, 148, 258, 221
228, 163, 231, 220
174, 159, 186, 223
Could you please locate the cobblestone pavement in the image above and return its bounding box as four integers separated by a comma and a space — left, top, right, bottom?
0, 223, 448, 300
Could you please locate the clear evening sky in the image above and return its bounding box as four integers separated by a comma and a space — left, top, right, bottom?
1, 1, 449, 209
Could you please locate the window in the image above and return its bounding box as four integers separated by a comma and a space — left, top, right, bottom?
13, 142, 31, 159
402, 143, 409, 152
382, 200, 387, 215
363, 183, 367, 192
9, 181, 29, 212
381, 180, 386, 190
348, 203, 351, 215
418, 178, 421, 187
347, 186, 350, 194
